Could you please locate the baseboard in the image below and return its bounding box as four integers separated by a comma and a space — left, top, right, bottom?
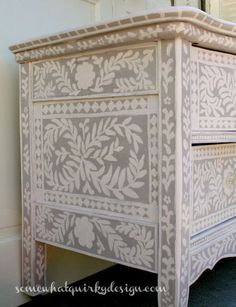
0, 227, 30, 307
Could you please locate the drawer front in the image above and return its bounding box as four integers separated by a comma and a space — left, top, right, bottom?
191, 46, 236, 131
192, 144, 236, 235
35, 203, 157, 272
32, 44, 157, 101
32, 95, 158, 222
190, 218, 236, 284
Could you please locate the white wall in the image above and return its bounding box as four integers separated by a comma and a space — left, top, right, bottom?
95, 0, 199, 21
207, 0, 236, 22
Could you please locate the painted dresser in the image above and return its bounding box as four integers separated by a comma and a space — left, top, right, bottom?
10, 7, 236, 307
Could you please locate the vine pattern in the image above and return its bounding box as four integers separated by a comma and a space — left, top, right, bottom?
158, 40, 191, 307
191, 47, 236, 130
21, 64, 46, 288
191, 230, 236, 284
33, 47, 156, 99
43, 116, 148, 201
33, 96, 158, 219
193, 156, 236, 220
35, 205, 156, 271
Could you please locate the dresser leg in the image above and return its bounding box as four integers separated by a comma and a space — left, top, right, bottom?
22, 235, 47, 295
34, 241, 47, 288
158, 38, 191, 306
157, 264, 190, 307
20, 62, 47, 295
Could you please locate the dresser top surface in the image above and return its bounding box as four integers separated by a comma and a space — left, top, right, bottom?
9, 6, 236, 63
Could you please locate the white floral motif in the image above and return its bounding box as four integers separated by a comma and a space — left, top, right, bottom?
193, 150, 236, 223
43, 117, 147, 200
33, 47, 155, 99
191, 231, 236, 284
75, 62, 95, 90
21, 63, 46, 288
192, 48, 236, 130
199, 64, 236, 118
35, 205, 155, 270
74, 216, 95, 248
36, 96, 157, 219
159, 41, 176, 306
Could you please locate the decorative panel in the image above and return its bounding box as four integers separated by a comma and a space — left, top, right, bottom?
191, 46, 236, 130
32, 45, 157, 100
32, 96, 158, 221
190, 218, 236, 284
192, 144, 236, 234
35, 204, 157, 272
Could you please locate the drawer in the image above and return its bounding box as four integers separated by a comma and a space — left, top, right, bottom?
191, 47, 236, 131
192, 143, 236, 235
35, 203, 157, 273
32, 44, 158, 101
190, 217, 236, 284
31, 95, 158, 222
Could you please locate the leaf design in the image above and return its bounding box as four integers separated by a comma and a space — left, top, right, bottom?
200, 64, 236, 118
93, 219, 154, 268
35, 207, 155, 270
191, 232, 236, 283
43, 116, 147, 200
33, 48, 155, 99
193, 154, 236, 223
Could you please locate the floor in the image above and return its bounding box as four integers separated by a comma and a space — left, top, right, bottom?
19, 257, 236, 307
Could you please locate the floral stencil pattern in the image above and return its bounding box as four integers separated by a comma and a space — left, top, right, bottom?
191, 47, 236, 130
190, 223, 236, 284
43, 115, 149, 202
35, 205, 156, 271
192, 144, 236, 234
33, 47, 156, 99
20, 64, 46, 289
158, 39, 191, 307
33, 95, 158, 220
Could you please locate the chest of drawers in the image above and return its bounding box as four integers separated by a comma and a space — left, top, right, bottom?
10, 7, 236, 307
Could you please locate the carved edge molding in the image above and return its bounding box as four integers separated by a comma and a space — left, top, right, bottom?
193, 143, 236, 159
192, 132, 236, 144
190, 219, 236, 284
20, 64, 46, 291
10, 7, 236, 63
